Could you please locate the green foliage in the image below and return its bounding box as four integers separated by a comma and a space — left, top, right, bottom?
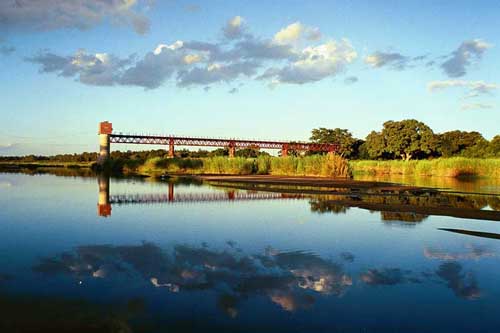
381, 119, 437, 160
489, 135, 500, 157
438, 130, 487, 157
2, 120, 498, 167
137, 157, 203, 174
351, 158, 500, 178
235, 148, 269, 158
121, 155, 351, 178
364, 131, 388, 159
270, 155, 350, 177
208, 148, 229, 157
202, 157, 255, 175
256, 155, 271, 174
310, 127, 356, 157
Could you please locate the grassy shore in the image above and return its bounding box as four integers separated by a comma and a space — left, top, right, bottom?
131, 154, 351, 178
0, 161, 92, 169
4, 156, 498, 179
350, 158, 500, 178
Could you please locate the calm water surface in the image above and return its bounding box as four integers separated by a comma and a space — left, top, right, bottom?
1, 172, 500, 332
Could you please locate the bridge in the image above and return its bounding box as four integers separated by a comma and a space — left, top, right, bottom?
98, 121, 339, 162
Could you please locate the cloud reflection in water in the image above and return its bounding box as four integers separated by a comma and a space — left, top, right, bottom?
33, 242, 352, 315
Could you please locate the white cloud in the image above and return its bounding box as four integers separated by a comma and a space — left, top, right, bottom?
259, 39, 357, 84
26, 49, 133, 86
177, 61, 258, 87
365, 52, 411, 70
183, 54, 202, 65
222, 16, 245, 40
26, 18, 358, 89
441, 39, 493, 77
274, 22, 304, 44
273, 22, 321, 44
427, 80, 497, 98
461, 103, 494, 111
154, 41, 184, 55
0, 0, 151, 35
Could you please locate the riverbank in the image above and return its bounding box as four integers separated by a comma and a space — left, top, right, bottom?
198, 175, 500, 221
0, 161, 92, 169
3, 157, 499, 180
350, 158, 500, 178
117, 155, 351, 178
199, 175, 427, 192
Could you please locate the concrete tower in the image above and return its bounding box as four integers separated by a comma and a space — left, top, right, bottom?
98, 121, 113, 165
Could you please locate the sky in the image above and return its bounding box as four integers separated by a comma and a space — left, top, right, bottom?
0, 0, 499, 155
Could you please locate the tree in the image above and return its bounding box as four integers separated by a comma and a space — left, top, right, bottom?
208, 148, 229, 157
438, 130, 486, 157
363, 131, 389, 159
488, 135, 500, 157
310, 128, 357, 157
235, 147, 260, 158
381, 120, 437, 160
350, 139, 366, 159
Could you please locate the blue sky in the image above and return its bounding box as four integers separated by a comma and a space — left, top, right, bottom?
0, 0, 499, 155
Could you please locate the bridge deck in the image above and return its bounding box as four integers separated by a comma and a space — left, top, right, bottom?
109, 133, 339, 152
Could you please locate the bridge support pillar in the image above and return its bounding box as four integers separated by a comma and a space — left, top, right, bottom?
168, 138, 175, 158
97, 121, 113, 165
228, 141, 236, 158
97, 174, 111, 217
281, 144, 289, 158
168, 183, 174, 202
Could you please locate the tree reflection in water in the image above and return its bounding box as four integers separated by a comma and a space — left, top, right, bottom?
307, 190, 500, 224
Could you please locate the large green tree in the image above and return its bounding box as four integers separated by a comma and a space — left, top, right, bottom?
489, 135, 500, 157
381, 120, 437, 160
363, 119, 437, 160
310, 128, 357, 157
363, 131, 388, 159
438, 130, 487, 157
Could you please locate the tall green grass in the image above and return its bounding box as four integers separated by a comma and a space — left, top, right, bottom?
202, 157, 255, 175
136, 157, 203, 175
129, 154, 351, 177
269, 154, 350, 177
350, 158, 500, 178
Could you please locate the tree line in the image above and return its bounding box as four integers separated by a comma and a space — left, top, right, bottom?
310, 119, 500, 160
1, 119, 498, 162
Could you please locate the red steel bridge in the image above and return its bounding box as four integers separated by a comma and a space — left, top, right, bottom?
98, 121, 339, 161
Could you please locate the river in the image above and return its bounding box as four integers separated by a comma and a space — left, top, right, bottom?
1, 171, 499, 332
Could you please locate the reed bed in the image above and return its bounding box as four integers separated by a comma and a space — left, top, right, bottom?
133, 154, 351, 177
350, 158, 500, 178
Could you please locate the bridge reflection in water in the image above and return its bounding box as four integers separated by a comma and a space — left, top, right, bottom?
97, 174, 304, 217
97, 174, 500, 221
